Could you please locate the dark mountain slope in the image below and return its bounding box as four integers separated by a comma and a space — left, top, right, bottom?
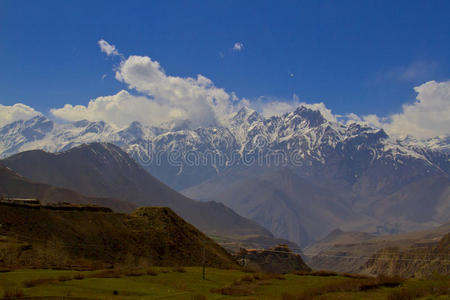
0, 164, 135, 212
0, 203, 234, 268
1, 143, 289, 248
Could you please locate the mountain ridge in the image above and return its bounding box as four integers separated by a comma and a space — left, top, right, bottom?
0, 163, 135, 212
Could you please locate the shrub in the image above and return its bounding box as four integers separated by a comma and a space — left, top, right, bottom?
388, 274, 449, 300
146, 268, 158, 276
58, 275, 73, 282
240, 275, 254, 282
341, 273, 370, 279
296, 270, 338, 276
172, 266, 186, 273
251, 272, 285, 280
3, 288, 25, 298
282, 275, 406, 299
74, 274, 85, 280
388, 288, 424, 300
359, 275, 404, 290
125, 269, 146, 277
0, 267, 11, 273
191, 295, 207, 300
23, 278, 56, 287
91, 269, 121, 278
211, 285, 253, 296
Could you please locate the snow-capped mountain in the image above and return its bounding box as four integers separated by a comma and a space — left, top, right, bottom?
1, 106, 448, 245
0, 106, 448, 191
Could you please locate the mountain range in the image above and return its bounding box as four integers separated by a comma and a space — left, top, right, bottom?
0, 105, 448, 246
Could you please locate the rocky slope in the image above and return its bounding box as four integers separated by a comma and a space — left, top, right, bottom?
361, 233, 450, 278
236, 245, 311, 274
305, 222, 450, 274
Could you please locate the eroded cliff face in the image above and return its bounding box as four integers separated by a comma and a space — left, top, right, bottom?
236, 245, 311, 274
361, 233, 450, 278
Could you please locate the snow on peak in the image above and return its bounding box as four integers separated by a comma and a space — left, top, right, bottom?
0, 105, 448, 175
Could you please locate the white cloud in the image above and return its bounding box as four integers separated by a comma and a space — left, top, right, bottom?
51, 90, 177, 128
247, 94, 338, 122
51, 54, 235, 129
382, 80, 450, 139
343, 81, 450, 139
0, 103, 41, 127
98, 39, 120, 56
114, 55, 232, 128
232, 42, 244, 51
259, 100, 301, 117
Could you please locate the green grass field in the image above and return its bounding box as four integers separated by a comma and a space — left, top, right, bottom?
0, 267, 448, 299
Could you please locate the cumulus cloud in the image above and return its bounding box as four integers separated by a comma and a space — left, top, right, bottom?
343, 81, 450, 139
247, 94, 337, 122
0, 103, 41, 127
381, 80, 450, 139
51, 54, 235, 128
259, 100, 301, 117
114, 55, 232, 127
98, 39, 120, 56
232, 42, 244, 51
51, 90, 177, 128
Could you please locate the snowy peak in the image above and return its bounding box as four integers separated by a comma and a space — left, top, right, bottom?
231, 106, 263, 125
289, 106, 327, 127
0, 105, 448, 191
283, 106, 327, 127
0, 115, 53, 137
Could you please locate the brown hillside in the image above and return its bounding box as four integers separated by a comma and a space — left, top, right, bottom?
361, 233, 450, 278
0, 203, 235, 269
306, 223, 450, 274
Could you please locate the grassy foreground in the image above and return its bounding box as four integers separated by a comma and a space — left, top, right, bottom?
0, 267, 448, 299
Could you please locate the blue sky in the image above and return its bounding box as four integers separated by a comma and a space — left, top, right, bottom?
0, 0, 449, 137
